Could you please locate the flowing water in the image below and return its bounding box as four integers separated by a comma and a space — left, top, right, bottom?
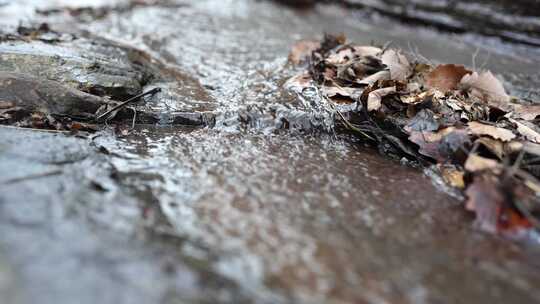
1, 1, 540, 303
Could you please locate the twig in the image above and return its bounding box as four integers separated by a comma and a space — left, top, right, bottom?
96, 87, 161, 122
0, 124, 88, 135
471, 47, 480, 71
3, 170, 62, 185
318, 88, 374, 140
130, 107, 137, 130
513, 198, 540, 230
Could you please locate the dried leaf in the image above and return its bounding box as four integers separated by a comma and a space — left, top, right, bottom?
425, 64, 472, 92
502, 141, 522, 156
289, 40, 320, 65
353, 46, 382, 57
0, 100, 16, 109
467, 121, 516, 142
326, 45, 381, 65
381, 50, 411, 81
284, 73, 313, 93
511, 104, 540, 121
408, 127, 461, 161
509, 118, 540, 143
405, 109, 439, 132
465, 174, 504, 233
475, 137, 505, 159
357, 70, 390, 85
445, 99, 463, 111
439, 165, 465, 189
460, 71, 510, 104
401, 89, 443, 105
322, 86, 360, 99
522, 141, 540, 156
367, 86, 396, 111
464, 154, 501, 172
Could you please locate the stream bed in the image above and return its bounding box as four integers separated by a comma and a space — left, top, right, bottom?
1, 1, 540, 303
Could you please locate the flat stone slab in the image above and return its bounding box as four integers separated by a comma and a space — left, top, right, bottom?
0, 35, 148, 99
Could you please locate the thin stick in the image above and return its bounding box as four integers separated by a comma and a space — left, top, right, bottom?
3, 170, 62, 185
96, 87, 161, 122
131, 108, 137, 130
0, 124, 87, 135
318, 88, 374, 140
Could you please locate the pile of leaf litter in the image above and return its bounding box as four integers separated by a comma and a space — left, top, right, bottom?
286, 34, 540, 237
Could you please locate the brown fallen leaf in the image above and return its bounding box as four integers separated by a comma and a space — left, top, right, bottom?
408, 127, 462, 161
284, 73, 313, 93
509, 118, 540, 143
465, 173, 504, 233
289, 40, 320, 65
464, 153, 501, 172
511, 104, 540, 121
503, 140, 523, 154
285, 35, 540, 237
357, 70, 390, 85
475, 137, 505, 160
460, 71, 510, 104
322, 85, 360, 99
425, 64, 471, 91
467, 121, 516, 142
0, 100, 16, 109
522, 141, 540, 156
366, 86, 396, 111
381, 50, 411, 81
439, 164, 465, 189
353, 46, 382, 57
326, 45, 381, 65
401, 89, 444, 105
405, 109, 439, 132
445, 99, 463, 111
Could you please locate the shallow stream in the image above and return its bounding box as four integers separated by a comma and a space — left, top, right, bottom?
1, 1, 540, 303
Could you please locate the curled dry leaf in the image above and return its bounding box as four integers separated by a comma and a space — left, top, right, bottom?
467, 121, 516, 142
464, 154, 501, 172
475, 137, 505, 159
381, 49, 411, 81
425, 64, 471, 91
366, 86, 396, 111
460, 71, 510, 104
509, 118, 540, 143
289, 40, 320, 65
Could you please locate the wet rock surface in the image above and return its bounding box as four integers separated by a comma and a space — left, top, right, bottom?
0, 72, 104, 118
0, 34, 147, 99
0, 22, 215, 126
1, 1, 540, 304
343, 0, 540, 46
